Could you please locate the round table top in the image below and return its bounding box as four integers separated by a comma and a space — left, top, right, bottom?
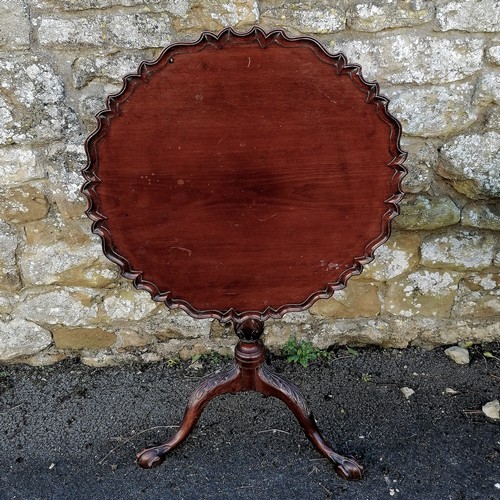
83, 27, 406, 323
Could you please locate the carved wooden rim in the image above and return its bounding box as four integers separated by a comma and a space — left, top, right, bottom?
82, 26, 407, 324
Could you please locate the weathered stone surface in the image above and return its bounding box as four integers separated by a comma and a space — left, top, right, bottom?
0, 1, 30, 49
389, 82, 477, 137
0, 319, 52, 361
310, 280, 381, 318
453, 273, 500, 318
474, 71, 500, 105
52, 327, 117, 349
482, 400, 500, 420
38, 13, 172, 49
439, 132, 500, 198
487, 46, 500, 65
0, 148, 42, 186
72, 51, 153, 89
115, 329, 150, 351
76, 81, 122, 129
310, 317, 412, 349
486, 107, 500, 130
362, 232, 421, 281
0, 56, 77, 144
346, 0, 434, 31
403, 318, 500, 348
444, 346, 470, 365
334, 37, 483, 85
210, 320, 233, 339
399, 139, 436, 193
33, 0, 189, 15
16, 289, 99, 326
101, 289, 159, 322
80, 353, 120, 367
0, 220, 20, 291
44, 143, 90, 218
260, 1, 344, 33
395, 195, 460, 230
21, 350, 67, 367
20, 218, 114, 287
421, 229, 496, 271
175, 0, 259, 31
462, 203, 500, 231
385, 270, 462, 318
1, 184, 49, 223
150, 310, 212, 339
0, 294, 12, 315
436, 0, 500, 32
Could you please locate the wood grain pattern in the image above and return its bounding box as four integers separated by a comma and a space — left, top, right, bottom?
82, 27, 406, 323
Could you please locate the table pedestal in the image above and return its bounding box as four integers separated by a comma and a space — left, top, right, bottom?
136, 319, 363, 480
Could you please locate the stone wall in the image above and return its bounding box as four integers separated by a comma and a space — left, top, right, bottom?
0, 0, 499, 366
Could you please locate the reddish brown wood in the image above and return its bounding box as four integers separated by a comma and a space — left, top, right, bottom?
82, 26, 406, 323
82, 27, 406, 480
136, 321, 363, 480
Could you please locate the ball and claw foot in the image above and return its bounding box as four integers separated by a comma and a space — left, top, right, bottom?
333, 456, 364, 481
136, 446, 168, 469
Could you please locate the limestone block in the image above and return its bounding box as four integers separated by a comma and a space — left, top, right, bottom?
43, 143, 88, 219
150, 310, 212, 339
421, 229, 496, 271
311, 317, 412, 349
0, 56, 78, 144
395, 195, 460, 230
115, 330, 150, 351
474, 71, 500, 106
1, 184, 49, 223
38, 13, 172, 49
310, 281, 381, 318
385, 269, 462, 318
399, 138, 436, 193
436, 0, 500, 32
52, 327, 117, 349
20, 218, 114, 287
0, 294, 12, 314
72, 51, 154, 89
0, 319, 52, 361
389, 82, 477, 137
174, 0, 259, 31
462, 203, 500, 231
16, 289, 99, 326
362, 232, 421, 281
76, 81, 122, 129
438, 132, 500, 199
32, 0, 189, 15
487, 46, 500, 66
21, 350, 68, 367
453, 273, 500, 318
260, 1, 344, 33
0, 148, 41, 186
0, 220, 20, 291
402, 318, 500, 348
346, 0, 434, 31
486, 107, 500, 130
0, 1, 30, 49
101, 289, 159, 322
333, 36, 483, 85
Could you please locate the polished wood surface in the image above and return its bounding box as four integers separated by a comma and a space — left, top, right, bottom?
136, 319, 364, 480
83, 27, 405, 322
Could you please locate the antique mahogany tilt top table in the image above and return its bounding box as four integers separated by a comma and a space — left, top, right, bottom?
83, 27, 406, 481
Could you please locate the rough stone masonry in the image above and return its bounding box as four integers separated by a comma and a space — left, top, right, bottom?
0, 0, 499, 367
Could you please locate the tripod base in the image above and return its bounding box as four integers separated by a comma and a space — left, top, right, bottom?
136, 321, 363, 480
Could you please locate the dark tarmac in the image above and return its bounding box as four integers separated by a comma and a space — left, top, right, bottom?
1, 344, 499, 500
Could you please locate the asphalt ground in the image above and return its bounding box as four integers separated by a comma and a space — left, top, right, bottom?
1, 344, 499, 500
